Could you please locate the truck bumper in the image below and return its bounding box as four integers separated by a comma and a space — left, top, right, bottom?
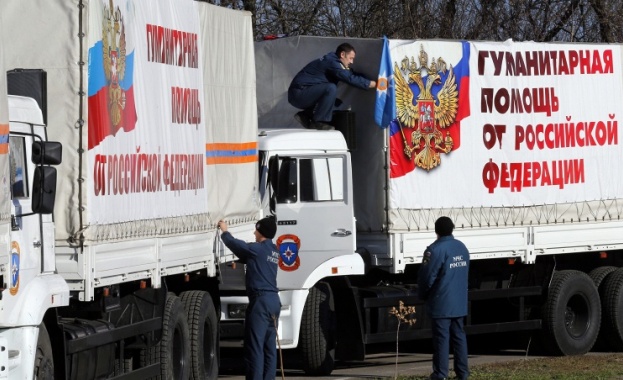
219, 289, 309, 350
0, 325, 38, 379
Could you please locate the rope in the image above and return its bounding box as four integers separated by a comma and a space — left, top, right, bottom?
214, 226, 223, 284
273, 315, 285, 380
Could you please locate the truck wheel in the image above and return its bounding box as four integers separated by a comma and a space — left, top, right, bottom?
180, 291, 219, 380
601, 267, 623, 351
589, 266, 617, 350
33, 323, 54, 380
300, 282, 336, 376
142, 294, 191, 379
589, 266, 617, 289
542, 270, 600, 355
114, 358, 133, 375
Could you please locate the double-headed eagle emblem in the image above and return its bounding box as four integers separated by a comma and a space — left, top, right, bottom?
395, 45, 459, 171
102, 0, 127, 134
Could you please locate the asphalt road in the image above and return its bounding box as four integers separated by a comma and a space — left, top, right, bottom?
219, 333, 545, 379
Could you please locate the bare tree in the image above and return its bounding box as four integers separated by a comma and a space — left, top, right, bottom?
588, 0, 623, 42
199, 0, 623, 42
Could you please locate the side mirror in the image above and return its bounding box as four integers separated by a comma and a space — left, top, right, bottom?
268, 155, 279, 194
277, 158, 297, 204
32, 166, 57, 214
32, 141, 62, 165
268, 156, 279, 213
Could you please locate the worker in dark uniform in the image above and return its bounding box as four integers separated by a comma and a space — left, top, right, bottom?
288, 42, 376, 130
218, 216, 280, 380
418, 216, 470, 380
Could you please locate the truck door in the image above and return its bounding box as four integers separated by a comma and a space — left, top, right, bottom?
269, 154, 355, 288
8, 133, 45, 295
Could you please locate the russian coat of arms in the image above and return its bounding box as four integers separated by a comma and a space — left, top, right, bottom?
395, 45, 459, 171
102, 0, 127, 134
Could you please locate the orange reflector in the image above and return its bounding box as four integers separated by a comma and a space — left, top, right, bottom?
184, 274, 190, 282
508, 258, 515, 265
140, 280, 147, 289
331, 267, 338, 274
103, 287, 110, 297
600, 252, 608, 259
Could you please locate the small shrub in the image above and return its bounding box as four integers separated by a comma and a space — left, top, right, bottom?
388, 301, 416, 379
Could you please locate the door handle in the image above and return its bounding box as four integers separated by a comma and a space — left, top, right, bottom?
331, 229, 352, 237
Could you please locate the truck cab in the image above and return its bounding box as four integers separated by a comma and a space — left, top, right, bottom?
219, 129, 364, 364
0, 95, 67, 378
259, 128, 358, 277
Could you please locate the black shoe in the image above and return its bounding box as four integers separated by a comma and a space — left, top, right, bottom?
294, 111, 312, 129
312, 121, 335, 131
334, 98, 343, 107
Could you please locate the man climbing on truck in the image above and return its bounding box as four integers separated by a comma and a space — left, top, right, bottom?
288, 42, 376, 130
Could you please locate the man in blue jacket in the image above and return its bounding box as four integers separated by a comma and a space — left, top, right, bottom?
288, 43, 376, 130
218, 216, 281, 380
418, 216, 470, 380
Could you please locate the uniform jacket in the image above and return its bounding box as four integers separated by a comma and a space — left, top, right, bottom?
417, 235, 470, 318
289, 51, 371, 89
221, 232, 279, 297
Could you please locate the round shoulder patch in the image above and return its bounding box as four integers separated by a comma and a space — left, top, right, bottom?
422, 250, 432, 264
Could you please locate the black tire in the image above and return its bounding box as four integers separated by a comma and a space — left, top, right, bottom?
142, 294, 191, 379
542, 270, 601, 355
601, 267, 623, 351
33, 323, 54, 380
589, 266, 617, 289
180, 291, 219, 380
299, 282, 336, 376
114, 358, 133, 375
589, 266, 617, 351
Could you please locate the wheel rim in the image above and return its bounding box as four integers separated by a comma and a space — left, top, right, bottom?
565, 294, 590, 338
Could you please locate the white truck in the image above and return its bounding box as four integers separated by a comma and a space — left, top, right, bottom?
219, 35, 623, 375
0, 0, 257, 378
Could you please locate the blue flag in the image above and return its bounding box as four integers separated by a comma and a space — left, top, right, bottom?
374, 37, 395, 128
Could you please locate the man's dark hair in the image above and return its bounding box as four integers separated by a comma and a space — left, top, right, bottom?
435, 216, 454, 237
336, 43, 356, 56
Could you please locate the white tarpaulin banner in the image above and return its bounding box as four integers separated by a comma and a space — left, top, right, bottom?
1, 0, 259, 241
199, 4, 260, 225
387, 40, 623, 209
87, 0, 207, 224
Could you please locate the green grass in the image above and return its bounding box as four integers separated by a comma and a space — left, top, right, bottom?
391, 353, 623, 380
